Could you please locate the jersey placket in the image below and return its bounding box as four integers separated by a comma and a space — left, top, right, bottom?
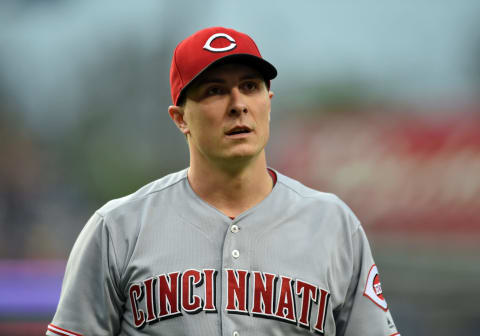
221, 217, 250, 336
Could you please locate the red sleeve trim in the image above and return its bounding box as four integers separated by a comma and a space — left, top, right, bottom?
389, 333, 401, 336
49, 330, 69, 336
47, 324, 83, 336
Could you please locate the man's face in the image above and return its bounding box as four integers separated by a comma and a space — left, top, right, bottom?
179, 63, 274, 165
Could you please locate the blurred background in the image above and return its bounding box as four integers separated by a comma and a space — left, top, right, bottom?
1, 0, 479, 335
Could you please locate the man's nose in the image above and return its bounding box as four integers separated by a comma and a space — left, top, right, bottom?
228, 87, 248, 116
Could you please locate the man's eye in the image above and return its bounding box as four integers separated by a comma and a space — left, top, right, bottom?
206, 87, 223, 96
242, 81, 258, 92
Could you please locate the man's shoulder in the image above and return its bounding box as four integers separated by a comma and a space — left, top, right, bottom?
275, 170, 341, 203
96, 168, 188, 217
274, 169, 359, 222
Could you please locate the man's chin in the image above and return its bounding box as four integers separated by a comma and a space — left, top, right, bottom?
223, 148, 264, 163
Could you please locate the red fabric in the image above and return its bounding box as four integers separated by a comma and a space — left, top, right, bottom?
267, 168, 277, 186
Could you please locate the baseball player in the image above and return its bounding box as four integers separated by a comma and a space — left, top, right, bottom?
46, 27, 400, 336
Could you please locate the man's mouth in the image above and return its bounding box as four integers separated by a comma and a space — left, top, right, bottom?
225, 126, 252, 136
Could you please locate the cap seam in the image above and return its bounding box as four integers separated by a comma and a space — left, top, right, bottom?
249, 36, 262, 57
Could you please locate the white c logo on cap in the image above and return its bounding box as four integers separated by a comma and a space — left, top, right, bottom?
203, 33, 237, 52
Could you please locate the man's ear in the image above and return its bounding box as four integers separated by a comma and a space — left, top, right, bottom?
268, 91, 274, 122
168, 105, 189, 135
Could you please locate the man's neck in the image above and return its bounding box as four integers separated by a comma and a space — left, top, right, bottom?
187, 152, 273, 218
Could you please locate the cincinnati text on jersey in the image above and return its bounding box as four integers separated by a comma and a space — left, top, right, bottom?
129, 268, 330, 334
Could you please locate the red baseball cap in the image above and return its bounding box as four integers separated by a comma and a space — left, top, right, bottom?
170, 27, 277, 105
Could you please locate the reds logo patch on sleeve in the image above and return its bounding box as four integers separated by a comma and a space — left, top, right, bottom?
363, 264, 388, 311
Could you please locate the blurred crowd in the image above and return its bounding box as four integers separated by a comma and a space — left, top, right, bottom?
272, 106, 480, 235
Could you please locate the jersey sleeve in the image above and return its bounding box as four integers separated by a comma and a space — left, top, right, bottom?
336, 225, 400, 336
46, 212, 124, 336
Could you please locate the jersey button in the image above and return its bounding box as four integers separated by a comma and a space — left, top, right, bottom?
230, 224, 239, 233
233, 331, 240, 336
232, 249, 240, 259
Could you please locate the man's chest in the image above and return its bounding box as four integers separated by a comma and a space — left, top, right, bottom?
118, 215, 345, 335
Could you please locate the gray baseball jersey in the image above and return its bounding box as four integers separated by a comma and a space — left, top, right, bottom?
47, 168, 400, 336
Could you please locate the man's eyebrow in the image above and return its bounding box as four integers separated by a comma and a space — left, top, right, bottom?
240, 73, 263, 80
195, 78, 225, 87
193, 73, 263, 89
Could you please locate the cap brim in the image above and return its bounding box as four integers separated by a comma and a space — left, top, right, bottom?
176, 54, 277, 105
210, 53, 277, 80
